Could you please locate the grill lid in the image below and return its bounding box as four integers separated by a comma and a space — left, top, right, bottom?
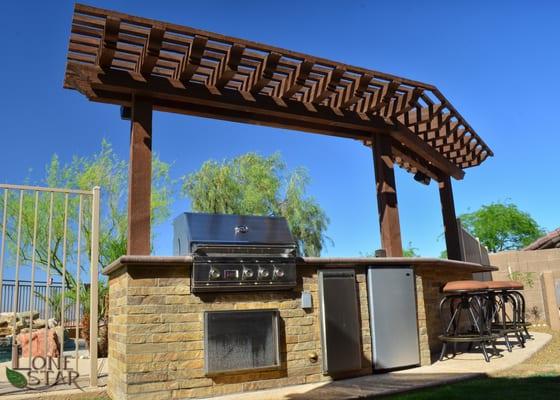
173, 212, 296, 255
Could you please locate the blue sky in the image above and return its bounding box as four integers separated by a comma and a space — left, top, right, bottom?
1, 0, 559, 258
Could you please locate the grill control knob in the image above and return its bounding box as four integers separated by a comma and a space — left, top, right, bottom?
273, 267, 285, 279
243, 267, 255, 279
258, 267, 270, 279
209, 268, 221, 280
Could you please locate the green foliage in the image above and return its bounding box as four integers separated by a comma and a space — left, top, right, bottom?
509, 271, 535, 288
439, 249, 448, 259
402, 241, 420, 257
182, 152, 331, 256
1, 140, 173, 288
460, 202, 544, 253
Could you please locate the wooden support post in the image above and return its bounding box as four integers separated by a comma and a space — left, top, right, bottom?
439, 175, 461, 260
127, 97, 153, 255
372, 134, 403, 257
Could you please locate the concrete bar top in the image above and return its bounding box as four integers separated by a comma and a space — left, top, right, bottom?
103, 255, 497, 276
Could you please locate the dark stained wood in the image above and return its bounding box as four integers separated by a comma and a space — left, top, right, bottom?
368, 81, 400, 114
175, 35, 207, 82
391, 122, 465, 180
340, 74, 372, 109
393, 88, 423, 117
373, 133, 403, 257
213, 44, 245, 89
249, 52, 281, 94
281, 60, 314, 99
439, 175, 461, 260
66, 3, 494, 174
127, 97, 153, 255
136, 26, 165, 76
312, 67, 345, 104
97, 16, 120, 68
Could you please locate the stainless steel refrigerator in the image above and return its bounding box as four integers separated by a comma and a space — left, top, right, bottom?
367, 267, 420, 370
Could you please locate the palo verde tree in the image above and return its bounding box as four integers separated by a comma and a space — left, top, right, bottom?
460, 202, 544, 252
1, 140, 173, 288
182, 152, 331, 256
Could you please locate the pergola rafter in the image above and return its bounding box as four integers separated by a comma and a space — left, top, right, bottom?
65, 3, 492, 174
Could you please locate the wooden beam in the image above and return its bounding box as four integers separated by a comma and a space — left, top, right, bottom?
340, 74, 372, 109
391, 121, 465, 180
439, 176, 461, 260
175, 35, 208, 82
373, 133, 403, 257
136, 26, 165, 76
393, 88, 423, 117
249, 52, 281, 94
312, 67, 345, 104
281, 60, 313, 99
368, 80, 400, 114
127, 97, 153, 255
97, 16, 120, 69
213, 44, 245, 89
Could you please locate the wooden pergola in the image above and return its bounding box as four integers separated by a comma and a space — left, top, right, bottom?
63, 3, 493, 259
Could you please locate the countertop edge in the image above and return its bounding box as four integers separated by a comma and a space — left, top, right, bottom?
102, 255, 497, 275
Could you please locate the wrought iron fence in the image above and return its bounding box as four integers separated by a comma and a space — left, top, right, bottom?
1, 280, 84, 326
0, 183, 100, 387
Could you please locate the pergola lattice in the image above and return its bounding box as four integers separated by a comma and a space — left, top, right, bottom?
63, 3, 493, 258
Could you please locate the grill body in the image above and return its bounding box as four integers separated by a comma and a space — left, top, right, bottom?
173, 213, 297, 292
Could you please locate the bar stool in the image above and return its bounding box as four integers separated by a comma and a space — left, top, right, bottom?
486, 280, 528, 349
438, 280, 499, 362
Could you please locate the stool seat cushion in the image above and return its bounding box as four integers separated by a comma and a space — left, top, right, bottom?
486, 280, 524, 290
443, 280, 488, 293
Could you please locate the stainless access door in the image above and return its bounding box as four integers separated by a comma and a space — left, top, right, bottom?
319, 269, 362, 374
368, 267, 420, 370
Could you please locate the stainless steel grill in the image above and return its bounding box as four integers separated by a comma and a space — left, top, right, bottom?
173, 213, 297, 292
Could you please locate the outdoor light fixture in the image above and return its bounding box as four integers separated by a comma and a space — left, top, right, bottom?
413, 172, 431, 185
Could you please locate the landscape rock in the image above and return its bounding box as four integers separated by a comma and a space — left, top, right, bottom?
18, 328, 60, 358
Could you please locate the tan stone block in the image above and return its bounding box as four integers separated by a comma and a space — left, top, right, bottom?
174, 341, 204, 351
126, 371, 168, 384
128, 343, 168, 354
129, 278, 157, 287
152, 331, 202, 343
126, 354, 154, 364
127, 381, 177, 394
128, 324, 169, 335
169, 322, 201, 332
161, 313, 201, 323
126, 334, 151, 344
127, 391, 172, 400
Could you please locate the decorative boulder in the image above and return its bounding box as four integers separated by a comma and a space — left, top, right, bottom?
18, 328, 60, 358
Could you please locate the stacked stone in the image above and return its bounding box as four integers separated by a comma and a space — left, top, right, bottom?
107, 265, 374, 400
0, 311, 46, 337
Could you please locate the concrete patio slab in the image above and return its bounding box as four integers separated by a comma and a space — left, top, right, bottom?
210, 332, 552, 400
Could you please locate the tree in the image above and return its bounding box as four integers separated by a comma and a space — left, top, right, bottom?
459, 202, 544, 252
182, 152, 331, 256
402, 242, 420, 257
363, 241, 419, 257
1, 140, 173, 286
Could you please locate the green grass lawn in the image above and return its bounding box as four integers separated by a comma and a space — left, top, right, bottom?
389, 374, 560, 399
389, 327, 560, 399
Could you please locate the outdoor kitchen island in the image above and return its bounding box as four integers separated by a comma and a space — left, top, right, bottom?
103, 255, 495, 400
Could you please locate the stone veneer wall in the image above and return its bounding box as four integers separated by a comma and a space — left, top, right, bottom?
108, 264, 372, 400
107, 263, 473, 399
415, 268, 473, 365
